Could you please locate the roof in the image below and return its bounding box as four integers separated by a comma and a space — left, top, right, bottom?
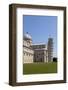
24, 32, 32, 40
32, 43, 46, 46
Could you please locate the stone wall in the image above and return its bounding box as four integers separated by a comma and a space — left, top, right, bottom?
23, 46, 34, 63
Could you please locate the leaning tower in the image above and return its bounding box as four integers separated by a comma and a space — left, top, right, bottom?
48, 38, 53, 62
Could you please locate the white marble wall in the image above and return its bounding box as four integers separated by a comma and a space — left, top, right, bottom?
23, 47, 34, 63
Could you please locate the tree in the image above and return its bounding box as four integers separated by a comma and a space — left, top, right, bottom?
53, 57, 57, 62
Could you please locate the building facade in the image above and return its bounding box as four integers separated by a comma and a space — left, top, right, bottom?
23, 33, 53, 63
31, 44, 48, 62
23, 33, 34, 63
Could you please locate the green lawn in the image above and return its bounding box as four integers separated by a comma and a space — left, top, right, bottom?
23, 62, 57, 75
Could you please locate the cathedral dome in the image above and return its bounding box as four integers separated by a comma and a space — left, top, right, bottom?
24, 32, 32, 40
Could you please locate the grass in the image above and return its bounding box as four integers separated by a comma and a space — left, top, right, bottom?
23, 62, 57, 75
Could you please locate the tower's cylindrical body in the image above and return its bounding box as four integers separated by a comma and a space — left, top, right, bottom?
48, 38, 53, 62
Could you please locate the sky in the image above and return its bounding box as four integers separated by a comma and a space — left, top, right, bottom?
23, 15, 57, 57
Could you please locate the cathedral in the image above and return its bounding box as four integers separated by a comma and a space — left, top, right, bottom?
23, 32, 53, 63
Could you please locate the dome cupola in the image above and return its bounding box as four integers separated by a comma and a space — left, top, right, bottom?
24, 32, 32, 40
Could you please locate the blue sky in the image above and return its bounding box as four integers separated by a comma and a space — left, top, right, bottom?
23, 15, 57, 57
